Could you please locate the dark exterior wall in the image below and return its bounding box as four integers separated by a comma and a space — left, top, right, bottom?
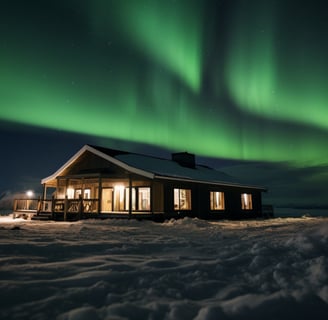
159, 179, 263, 220
197, 185, 225, 219
222, 189, 263, 219
226, 191, 242, 216
250, 191, 263, 217
152, 181, 164, 213
162, 180, 197, 217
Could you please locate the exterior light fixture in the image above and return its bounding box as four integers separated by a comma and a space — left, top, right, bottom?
26, 190, 34, 198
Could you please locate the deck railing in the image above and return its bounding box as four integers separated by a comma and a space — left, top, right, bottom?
82, 199, 99, 213
13, 197, 151, 220
14, 199, 39, 212
14, 198, 100, 217
14, 199, 53, 212
53, 199, 99, 214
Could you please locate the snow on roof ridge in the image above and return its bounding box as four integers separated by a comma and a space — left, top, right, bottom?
88, 144, 173, 162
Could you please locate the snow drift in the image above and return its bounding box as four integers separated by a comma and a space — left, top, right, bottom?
0, 216, 327, 319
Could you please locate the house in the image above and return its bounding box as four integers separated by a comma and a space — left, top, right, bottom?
14, 144, 267, 221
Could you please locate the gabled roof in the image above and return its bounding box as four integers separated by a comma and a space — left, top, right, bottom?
41, 145, 154, 185
42, 144, 266, 191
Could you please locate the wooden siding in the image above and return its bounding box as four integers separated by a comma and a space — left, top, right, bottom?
152, 181, 164, 213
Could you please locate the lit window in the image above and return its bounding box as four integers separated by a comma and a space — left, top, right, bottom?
210, 191, 225, 210
114, 185, 125, 211
174, 188, 192, 210
74, 189, 90, 199
56, 188, 65, 199
84, 189, 91, 199
125, 188, 136, 211
75, 189, 82, 199
125, 187, 150, 211
138, 187, 151, 210
67, 188, 74, 199
241, 193, 253, 210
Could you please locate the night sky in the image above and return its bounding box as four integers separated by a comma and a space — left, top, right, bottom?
1, 0, 328, 214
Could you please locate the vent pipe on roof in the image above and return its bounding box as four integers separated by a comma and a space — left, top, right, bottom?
172, 152, 196, 169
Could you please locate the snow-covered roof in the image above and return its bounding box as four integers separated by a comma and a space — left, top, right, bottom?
115, 153, 238, 186
42, 144, 266, 191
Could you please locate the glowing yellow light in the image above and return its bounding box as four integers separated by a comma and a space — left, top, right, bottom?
114, 185, 125, 192
26, 190, 34, 198
242, 193, 248, 206
67, 188, 74, 199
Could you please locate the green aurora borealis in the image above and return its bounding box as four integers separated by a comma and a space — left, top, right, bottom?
1, 0, 328, 166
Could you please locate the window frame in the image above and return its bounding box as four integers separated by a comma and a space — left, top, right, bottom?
125, 186, 151, 212
241, 193, 253, 210
174, 188, 192, 211
210, 191, 225, 211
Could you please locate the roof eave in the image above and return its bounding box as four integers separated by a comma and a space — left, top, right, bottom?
154, 175, 267, 191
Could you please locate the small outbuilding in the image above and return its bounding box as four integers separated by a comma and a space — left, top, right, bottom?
15, 144, 267, 221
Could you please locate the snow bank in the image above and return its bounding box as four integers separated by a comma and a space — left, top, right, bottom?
0, 217, 327, 319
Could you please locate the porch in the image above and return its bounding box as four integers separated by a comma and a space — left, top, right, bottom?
13, 174, 164, 220
13, 197, 159, 221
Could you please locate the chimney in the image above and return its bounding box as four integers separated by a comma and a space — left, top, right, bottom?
172, 152, 196, 169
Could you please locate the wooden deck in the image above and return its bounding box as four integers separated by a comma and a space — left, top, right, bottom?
13, 198, 165, 221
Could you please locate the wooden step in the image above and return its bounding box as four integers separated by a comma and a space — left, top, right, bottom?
31, 212, 53, 221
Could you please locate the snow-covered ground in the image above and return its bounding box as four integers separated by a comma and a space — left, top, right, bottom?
0, 216, 327, 320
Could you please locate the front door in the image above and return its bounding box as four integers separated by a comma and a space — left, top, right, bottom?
101, 188, 113, 212
113, 186, 125, 211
